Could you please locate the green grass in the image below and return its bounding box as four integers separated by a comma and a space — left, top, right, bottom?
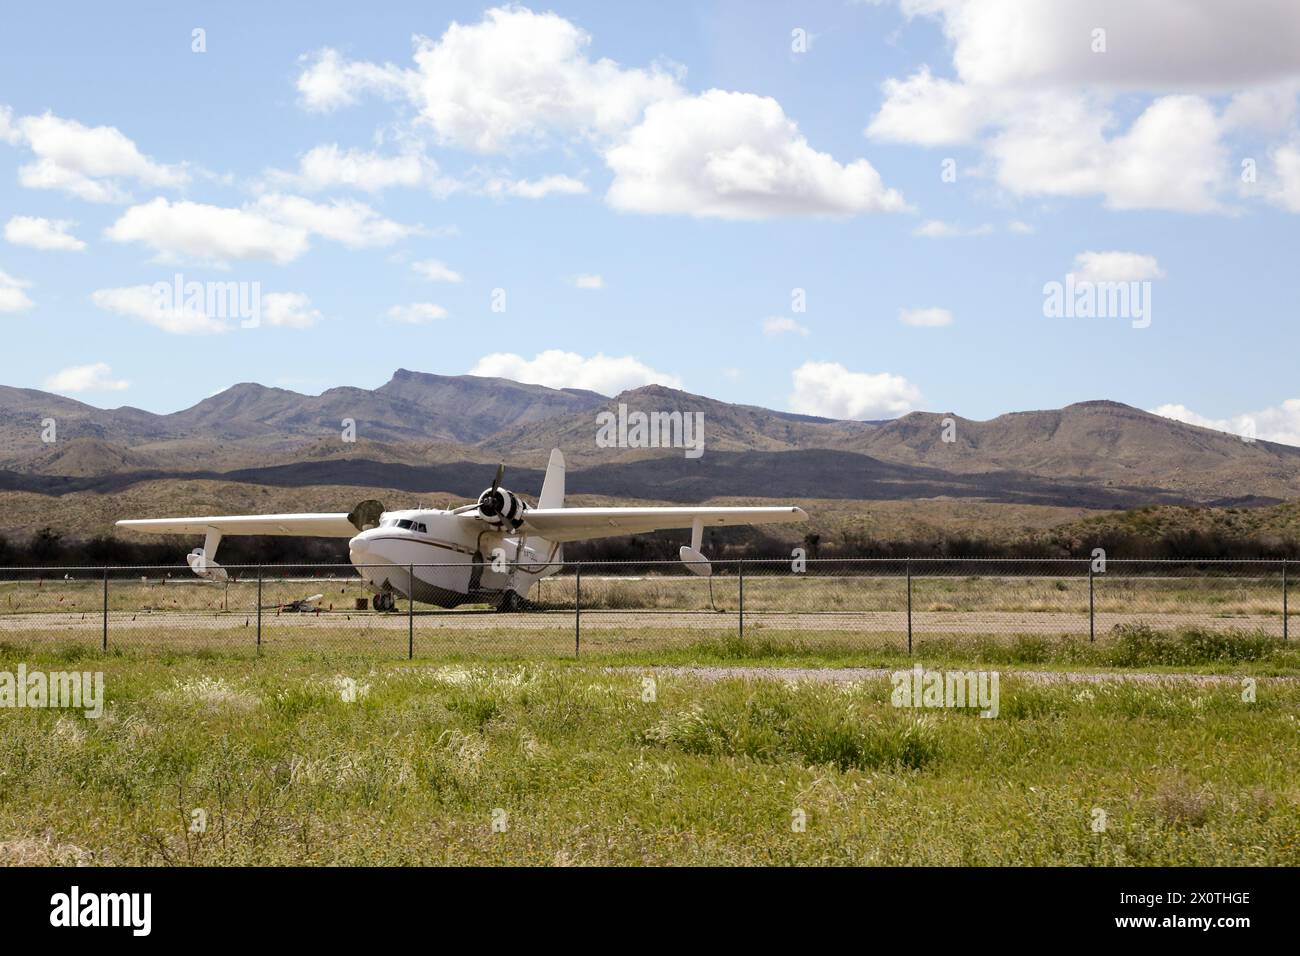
1, 642, 1298, 865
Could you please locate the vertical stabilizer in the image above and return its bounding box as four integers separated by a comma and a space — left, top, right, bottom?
538, 449, 565, 510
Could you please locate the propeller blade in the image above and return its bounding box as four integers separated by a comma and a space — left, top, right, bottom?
490, 462, 504, 493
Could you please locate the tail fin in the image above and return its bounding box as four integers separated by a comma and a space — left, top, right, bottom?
530, 449, 565, 567
538, 449, 565, 509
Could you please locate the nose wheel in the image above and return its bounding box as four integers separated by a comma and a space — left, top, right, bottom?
373, 592, 397, 612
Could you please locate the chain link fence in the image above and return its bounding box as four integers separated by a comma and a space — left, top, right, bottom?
0, 558, 1291, 659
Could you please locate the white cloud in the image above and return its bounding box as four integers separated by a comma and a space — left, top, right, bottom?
1070, 251, 1165, 283
1008, 220, 1035, 234
899, 0, 1300, 91
91, 285, 229, 334
572, 273, 603, 290
789, 361, 922, 420
412, 258, 461, 282
43, 362, 129, 393
0, 105, 19, 145
253, 194, 416, 248
1152, 400, 1300, 447
285, 143, 436, 192
0, 269, 34, 312
913, 219, 992, 238
9, 110, 187, 203
899, 307, 953, 327
607, 90, 906, 219
104, 194, 414, 263
861, 0, 1300, 213
297, 7, 679, 152
866, 66, 986, 146
105, 198, 309, 264
4, 216, 85, 251
296, 48, 410, 111
293, 9, 902, 219
485, 174, 588, 199
762, 316, 809, 336
1269, 141, 1300, 211
387, 302, 448, 324
262, 292, 321, 328
988, 93, 1228, 213
469, 349, 682, 394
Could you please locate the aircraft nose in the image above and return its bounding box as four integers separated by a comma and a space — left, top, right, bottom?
348, 533, 373, 565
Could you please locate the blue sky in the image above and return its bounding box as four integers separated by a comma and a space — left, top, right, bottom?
1, 0, 1298, 443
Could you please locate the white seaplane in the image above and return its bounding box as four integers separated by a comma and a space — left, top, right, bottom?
116, 450, 806, 611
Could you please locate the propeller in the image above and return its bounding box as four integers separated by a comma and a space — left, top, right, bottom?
479, 463, 507, 517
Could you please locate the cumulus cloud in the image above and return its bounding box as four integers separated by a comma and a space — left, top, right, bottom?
4, 109, 187, 203
485, 174, 588, 199
292, 7, 904, 220
862, 2, 1300, 213
913, 219, 992, 238
762, 316, 809, 336
91, 284, 230, 334
298, 7, 681, 152
252, 193, 416, 248
0, 269, 34, 312
43, 362, 129, 393
902, 0, 1300, 91
0, 105, 18, 145
105, 198, 310, 264
1269, 141, 1300, 211
4, 216, 85, 251
607, 90, 906, 219
1152, 400, 1300, 447
387, 302, 448, 324
296, 48, 410, 111
280, 143, 438, 192
899, 307, 953, 327
412, 258, 461, 282
789, 361, 922, 420
867, 66, 986, 146
104, 194, 414, 263
262, 292, 321, 328
572, 273, 603, 289
469, 349, 682, 394
1070, 251, 1165, 282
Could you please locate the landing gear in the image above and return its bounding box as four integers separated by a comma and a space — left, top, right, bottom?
373, 592, 397, 612
495, 591, 528, 612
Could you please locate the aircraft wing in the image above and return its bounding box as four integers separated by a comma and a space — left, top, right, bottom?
116, 514, 359, 537
518, 506, 806, 543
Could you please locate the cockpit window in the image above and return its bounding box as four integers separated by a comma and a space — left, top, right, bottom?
397, 519, 413, 530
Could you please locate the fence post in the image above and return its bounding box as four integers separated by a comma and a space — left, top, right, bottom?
738, 560, 744, 640
408, 563, 415, 660
101, 566, 108, 652
1284, 559, 1289, 641
1088, 560, 1095, 643
256, 565, 262, 651
906, 558, 912, 656
574, 563, 582, 658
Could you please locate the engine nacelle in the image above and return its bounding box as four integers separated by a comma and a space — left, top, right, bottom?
477, 486, 528, 528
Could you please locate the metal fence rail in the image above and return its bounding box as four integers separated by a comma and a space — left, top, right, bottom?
0, 558, 1291, 658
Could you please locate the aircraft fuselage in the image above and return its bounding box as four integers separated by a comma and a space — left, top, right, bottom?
347, 509, 561, 608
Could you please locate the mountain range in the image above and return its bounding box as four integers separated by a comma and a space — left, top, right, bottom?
1, 369, 1297, 513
